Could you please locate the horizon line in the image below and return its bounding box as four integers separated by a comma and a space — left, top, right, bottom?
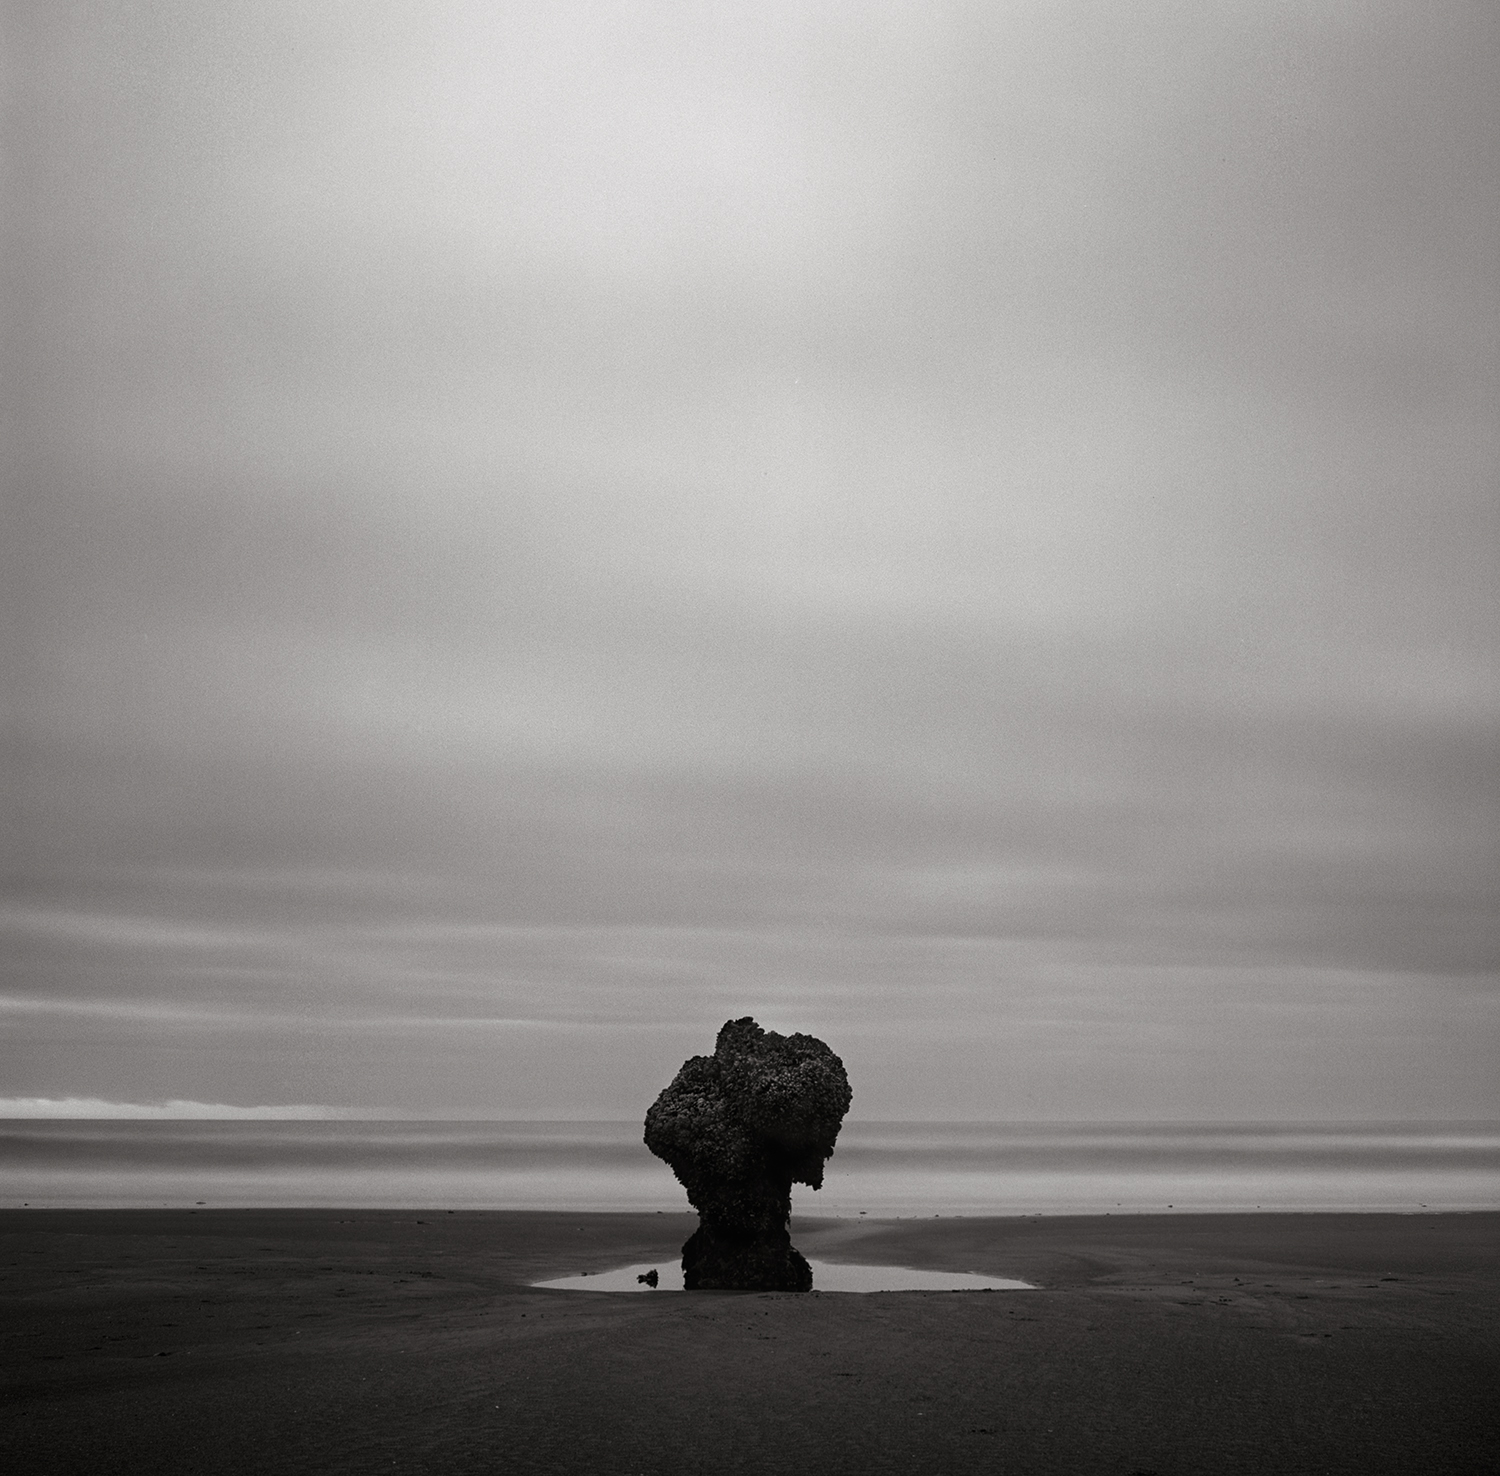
2, 1099, 1496, 1127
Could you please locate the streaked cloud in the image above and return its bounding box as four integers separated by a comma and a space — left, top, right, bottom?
7, 1, 1496, 1121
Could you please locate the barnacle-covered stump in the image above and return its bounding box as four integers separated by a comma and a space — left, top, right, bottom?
644, 1017, 852, 1291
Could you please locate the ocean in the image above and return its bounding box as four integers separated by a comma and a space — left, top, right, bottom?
4, 1120, 1497, 1215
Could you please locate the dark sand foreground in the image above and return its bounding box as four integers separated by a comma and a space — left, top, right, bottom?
4, 1208, 1496, 1475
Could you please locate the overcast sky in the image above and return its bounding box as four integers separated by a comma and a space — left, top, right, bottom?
5, 1, 1497, 1120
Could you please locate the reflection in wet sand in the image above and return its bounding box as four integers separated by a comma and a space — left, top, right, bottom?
533, 1259, 1035, 1292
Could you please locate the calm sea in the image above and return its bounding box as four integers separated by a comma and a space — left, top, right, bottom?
3, 1121, 1496, 1215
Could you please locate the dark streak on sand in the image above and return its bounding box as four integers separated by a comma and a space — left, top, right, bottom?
3, 1209, 1497, 1474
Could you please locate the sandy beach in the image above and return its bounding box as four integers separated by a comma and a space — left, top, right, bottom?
4, 1208, 1496, 1474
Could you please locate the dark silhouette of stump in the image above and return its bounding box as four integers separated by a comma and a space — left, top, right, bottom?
643, 1017, 851, 1291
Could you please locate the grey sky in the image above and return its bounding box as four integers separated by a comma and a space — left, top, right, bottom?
5, 1, 1497, 1119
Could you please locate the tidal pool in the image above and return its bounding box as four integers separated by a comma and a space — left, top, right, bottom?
533, 1260, 1034, 1292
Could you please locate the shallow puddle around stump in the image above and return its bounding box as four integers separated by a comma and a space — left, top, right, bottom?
533, 1260, 1035, 1292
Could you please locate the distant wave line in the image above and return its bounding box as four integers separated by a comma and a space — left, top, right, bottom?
0, 1098, 378, 1120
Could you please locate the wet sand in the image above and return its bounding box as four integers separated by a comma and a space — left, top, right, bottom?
4, 1208, 1496, 1474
